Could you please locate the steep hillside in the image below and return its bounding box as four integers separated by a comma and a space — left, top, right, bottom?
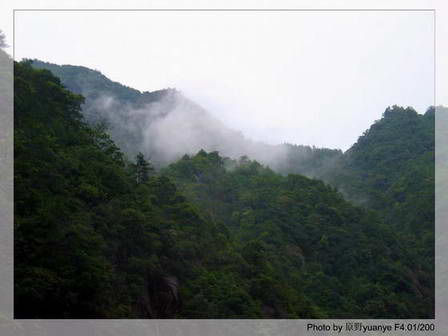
14, 60, 434, 318
163, 151, 434, 318
323, 106, 436, 314
14, 61, 246, 318
330, 106, 435, 245
333, 106, 434, 203
31, 60, 339, 172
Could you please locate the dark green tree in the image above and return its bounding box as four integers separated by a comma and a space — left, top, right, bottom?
134, 152, 154, 184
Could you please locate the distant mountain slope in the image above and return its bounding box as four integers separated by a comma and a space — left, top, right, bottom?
30, 60, 142, 103
31, 60, 340, 173
30, 62, 436, 222
15, 60, 259, 319
163, 150, 434, 318
331, 106, 435, 226
16, 60, 436, 318
343, 106, 433, 194
323, 106, 436, 312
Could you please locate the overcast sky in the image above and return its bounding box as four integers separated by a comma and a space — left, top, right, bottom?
13, 9, 434, 150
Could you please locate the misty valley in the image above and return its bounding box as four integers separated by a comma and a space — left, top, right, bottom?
13, 57, 438, 319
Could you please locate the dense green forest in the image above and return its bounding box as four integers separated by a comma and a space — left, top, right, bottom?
278, 106, 436, 313
15, 60, 436, 318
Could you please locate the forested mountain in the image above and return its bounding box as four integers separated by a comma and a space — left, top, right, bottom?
15, 61, 244, 318
284, 106, 435, 263
162, 151, 432, 318
30, 60, 340, 171
15, 59, 436, 319
326, 107, 436, 313
277, 106, 436, 318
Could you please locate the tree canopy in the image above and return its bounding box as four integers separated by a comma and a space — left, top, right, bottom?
15, 60, 435, 319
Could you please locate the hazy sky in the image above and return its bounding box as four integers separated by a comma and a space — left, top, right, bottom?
13, 9, 435, 150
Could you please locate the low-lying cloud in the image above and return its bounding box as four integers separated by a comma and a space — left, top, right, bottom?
83, 90, 290, 170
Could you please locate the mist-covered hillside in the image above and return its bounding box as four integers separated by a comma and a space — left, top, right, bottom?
14, 58, 438, 319
31, 60, 341, 174
29, 62, 436, 217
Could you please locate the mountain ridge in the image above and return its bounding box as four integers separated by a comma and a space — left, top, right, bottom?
14, 58, 437, 319
30, 59, 343, 174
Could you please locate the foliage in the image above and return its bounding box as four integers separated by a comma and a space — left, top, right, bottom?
14, 62, 240, 318
163, 150, 433, 318
15, 61, 435, 319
